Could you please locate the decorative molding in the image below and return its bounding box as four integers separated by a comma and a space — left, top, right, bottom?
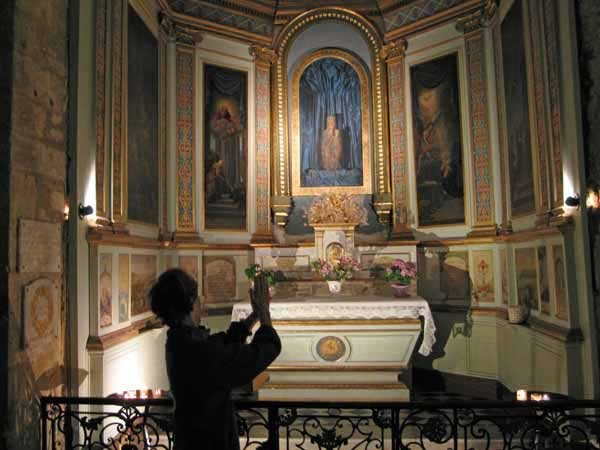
492, 22, 512, 233
456, 0, 498, 34
386, 49, 412, 237
95, 0, 109, 221
175, 46, 196, 232
111, 0, 126, 223
271, 195, 292, 227
249, 45, 277, 66
380, 39, 407, 62
465, 30, 495, 233
252, 61, 273, 242
385, 0, 480, 40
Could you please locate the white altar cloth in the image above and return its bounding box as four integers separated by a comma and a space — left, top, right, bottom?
231, 296, 436, 356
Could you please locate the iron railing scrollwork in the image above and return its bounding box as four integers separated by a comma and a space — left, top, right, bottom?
40, 396, 600, 449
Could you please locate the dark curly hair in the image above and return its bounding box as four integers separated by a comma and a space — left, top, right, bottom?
150, 268, 198, 326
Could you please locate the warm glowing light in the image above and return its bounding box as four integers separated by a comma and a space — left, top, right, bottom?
83, 163, 98, 226
516, 389, 528, 401
63, 203, 70, 221
587, 189, 600, 209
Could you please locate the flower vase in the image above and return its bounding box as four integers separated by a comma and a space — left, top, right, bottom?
391, 283, 410, 298
327, 280, 343, 294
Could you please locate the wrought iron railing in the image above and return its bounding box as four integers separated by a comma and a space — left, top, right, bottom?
40, 396, 600, 449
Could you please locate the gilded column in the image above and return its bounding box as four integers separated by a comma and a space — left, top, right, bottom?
458, 0, 498, 237
383, 40, 413, 240
271, 40, 291, 227
250, 45, 277, 243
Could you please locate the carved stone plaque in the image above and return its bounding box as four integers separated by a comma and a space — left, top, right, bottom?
24, 278, 59, 347
18, 219, 63, 273
203, 257, 236, 304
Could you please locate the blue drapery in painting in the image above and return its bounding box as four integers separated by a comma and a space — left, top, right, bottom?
300, 58, 362, 186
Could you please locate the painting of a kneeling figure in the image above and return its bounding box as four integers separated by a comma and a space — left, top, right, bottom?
203, 64, 248, 230
411, 53, 465, 226
300, 57, 363, 187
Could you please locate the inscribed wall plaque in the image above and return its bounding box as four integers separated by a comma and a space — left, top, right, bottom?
18, 219, 62, 273
179, 255, 198, 281
203, 257, 236, 304
99, 254, 113, 328
131, 254, 157, 316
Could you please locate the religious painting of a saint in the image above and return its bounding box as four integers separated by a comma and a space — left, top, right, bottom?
501, 0, 535, 216
203, 64, 247, 230
411, 53, 465, 226
291, 50, 372, 196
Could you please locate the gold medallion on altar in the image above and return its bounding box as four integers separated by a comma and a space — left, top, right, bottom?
316, 336, 347, 362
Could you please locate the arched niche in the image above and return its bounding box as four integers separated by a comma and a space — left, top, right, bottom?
270, 7, 392, 226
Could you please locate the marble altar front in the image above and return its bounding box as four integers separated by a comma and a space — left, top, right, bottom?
232, 296, 435, 401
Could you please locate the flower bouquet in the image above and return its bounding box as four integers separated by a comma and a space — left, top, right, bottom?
384, 259, 417, 298
244, 264, 283, 296
311, 255, 361, 294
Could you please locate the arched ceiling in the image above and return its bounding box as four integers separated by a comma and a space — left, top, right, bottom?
163, 0, 475, 41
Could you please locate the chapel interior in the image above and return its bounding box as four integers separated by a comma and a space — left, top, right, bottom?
2, 0, 600, 448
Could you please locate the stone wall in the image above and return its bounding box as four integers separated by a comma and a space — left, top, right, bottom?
0, 1, 16, 448
1, 0, 69, 449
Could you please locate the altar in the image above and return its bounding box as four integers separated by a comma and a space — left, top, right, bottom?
231, 296, 435, 401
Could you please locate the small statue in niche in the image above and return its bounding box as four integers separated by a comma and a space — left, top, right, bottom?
326, 242, 344, 266
320, 115, 345, 170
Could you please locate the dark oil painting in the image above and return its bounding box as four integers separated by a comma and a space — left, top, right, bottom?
502, 0, 535, 216
127, 5, 159, 224
204, 64, 247, 230
300, 57, 363, 187
411, 53, 464, 226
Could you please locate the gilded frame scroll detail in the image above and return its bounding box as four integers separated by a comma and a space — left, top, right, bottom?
290, 49, 373, 196
271, 8, 390, 211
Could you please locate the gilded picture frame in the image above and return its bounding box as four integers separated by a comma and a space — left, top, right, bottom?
200, 62, 250, 232
290, 48, 373, 196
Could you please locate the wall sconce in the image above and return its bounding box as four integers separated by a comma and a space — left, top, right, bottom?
564, 194, 580, 210
78, 204, 94, 220
63, 203, 70, 221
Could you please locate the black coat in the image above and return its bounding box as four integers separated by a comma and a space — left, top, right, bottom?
165, 322, 281, 450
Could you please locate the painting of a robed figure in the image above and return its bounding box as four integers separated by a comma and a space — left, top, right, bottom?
411, 53, 464, 226
203, 64, 247, 230
300, 57, 363, 187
